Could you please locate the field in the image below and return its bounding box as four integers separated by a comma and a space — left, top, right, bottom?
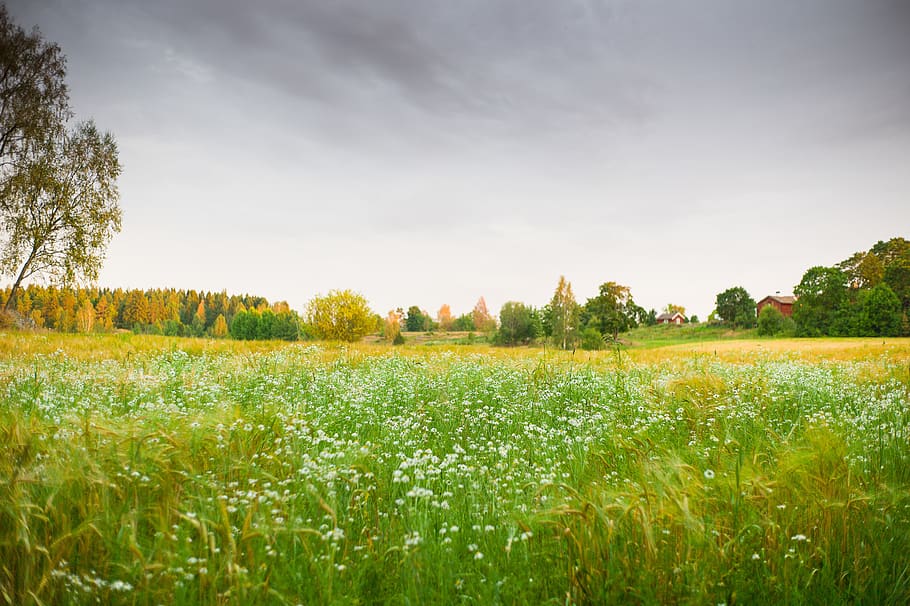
2, 334, 910, 605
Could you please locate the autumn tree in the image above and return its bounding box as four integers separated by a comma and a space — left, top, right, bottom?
437, 304, 453, 331
664, 303, 686, 316
384, 309, 402, 343
472, 297, 496, 332
212, 313, 228, 338
75, 296, 94, 332
305, 289, 374, 342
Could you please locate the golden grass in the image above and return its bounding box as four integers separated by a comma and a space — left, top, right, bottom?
2, 332, 908, 366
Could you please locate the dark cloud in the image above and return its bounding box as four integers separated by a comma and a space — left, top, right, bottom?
4, 0, 909, 317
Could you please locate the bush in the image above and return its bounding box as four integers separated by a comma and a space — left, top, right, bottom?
757, 306, 785, 336
580, 327, 606, 350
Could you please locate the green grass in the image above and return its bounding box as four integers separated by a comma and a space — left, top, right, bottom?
622, 322, 757, 348
1, 334, 910, 604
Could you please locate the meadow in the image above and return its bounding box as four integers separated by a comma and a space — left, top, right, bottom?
1, 334, 909, 605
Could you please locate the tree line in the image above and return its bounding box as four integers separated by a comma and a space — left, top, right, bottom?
0, 284, 301, 339
713, 237, 909, 338
791, 237, 909, 337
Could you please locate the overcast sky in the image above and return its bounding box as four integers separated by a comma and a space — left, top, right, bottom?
8, 0, 910, 319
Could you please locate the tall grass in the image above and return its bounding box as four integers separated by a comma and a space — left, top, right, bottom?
1, 335, 909, 604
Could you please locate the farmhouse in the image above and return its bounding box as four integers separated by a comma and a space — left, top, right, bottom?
757, 295, 796, 318
656, 311, 686, 325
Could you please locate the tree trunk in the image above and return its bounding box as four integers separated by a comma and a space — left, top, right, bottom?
3, 257, 33, 312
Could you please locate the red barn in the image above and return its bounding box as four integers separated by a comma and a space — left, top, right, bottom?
756, 295, 796, 318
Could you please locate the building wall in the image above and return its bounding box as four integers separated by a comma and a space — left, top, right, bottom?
757, 298, 794, 318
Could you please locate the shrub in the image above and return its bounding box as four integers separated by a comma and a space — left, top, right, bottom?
580, 326, 606, 350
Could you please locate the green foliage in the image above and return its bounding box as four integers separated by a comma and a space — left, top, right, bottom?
305, 289, 374, 342
548, 276, 579, 349
855, 283, 902, 337
493, 301, 538, 346
583, 281, 638, 340
451, 313, 475, 331
231, 309, 300, 341
405, 306, 432, 332
0, 11, 120, 310
793, 266, 848, 336
795, 238, 910, 337
579, 326, 606, 350
715, 286, 757, 328
757, 305, 794, 336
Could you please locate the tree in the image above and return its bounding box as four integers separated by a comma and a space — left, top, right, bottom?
549, 276, 579, 350
305, 289, 374, 342
792, 267, 848, 336
494, 301, 538, 346
405, 306, 430, 332
714, 286, 757, 328
0, 6, 69, 179
757, 305, 792, 336
579, 326, 606, 351
271, 311, 299, 341
664, 303, 686, 316
855, 283, 902, 337
1, 10, 119, 311
230, 309, 258, 340
212, 313, 229, 338
437, 304, 453, 331
584, 281, 637, 340
472, 297, 496, 332
384, 309, 402, 343
451, 313, 475, 331
1, 121, 121, 310
75, 296, 94, 333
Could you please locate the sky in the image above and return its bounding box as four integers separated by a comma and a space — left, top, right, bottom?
7, 0, 910, 319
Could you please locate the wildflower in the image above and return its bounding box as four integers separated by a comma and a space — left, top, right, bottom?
791, 534, 807, 541
703, 469, 715, 480
474, 551, 484, 560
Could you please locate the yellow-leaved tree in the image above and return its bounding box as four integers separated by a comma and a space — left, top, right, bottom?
437, 304, 453, 331
305, 289, 374, 342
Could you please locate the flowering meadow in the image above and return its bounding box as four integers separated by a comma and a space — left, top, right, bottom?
1, 335, 909, 605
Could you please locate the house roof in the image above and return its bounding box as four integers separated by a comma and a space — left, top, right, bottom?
759, 295, 797, 305
656, 312, 686, 321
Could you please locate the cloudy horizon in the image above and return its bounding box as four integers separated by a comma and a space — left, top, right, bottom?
7, 0, 910, 319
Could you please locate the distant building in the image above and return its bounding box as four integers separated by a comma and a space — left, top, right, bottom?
656, 311, 686, 325
757, 295, 796, 318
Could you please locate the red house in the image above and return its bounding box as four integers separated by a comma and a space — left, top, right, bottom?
756, 295, 796, 318
656, 312, 686, 325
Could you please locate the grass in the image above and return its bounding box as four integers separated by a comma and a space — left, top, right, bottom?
1, 333, 910, 604
621, 322, 758, 349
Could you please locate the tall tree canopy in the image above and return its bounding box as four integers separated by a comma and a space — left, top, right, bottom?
548, 276, 579, 350
0, 8, 120, 311
714, 286, 757, 328
0, 6, 69, 174
305, 289, 374, 342
583, 281, 638, 340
